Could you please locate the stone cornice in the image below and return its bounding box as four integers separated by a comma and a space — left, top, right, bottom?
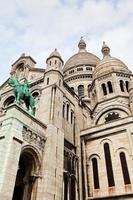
92, 95, 129, 112
81, 115, 133, 140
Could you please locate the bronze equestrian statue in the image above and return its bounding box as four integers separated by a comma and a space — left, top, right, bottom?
8, 78, 36, 115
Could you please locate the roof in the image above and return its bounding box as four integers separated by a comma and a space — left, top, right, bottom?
93, 55, 130, 79
46, 48, 63, 63
63, 52, 100, 72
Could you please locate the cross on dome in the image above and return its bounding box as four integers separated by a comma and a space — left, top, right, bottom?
101, 41, 110, 57
78, 37, 87, 52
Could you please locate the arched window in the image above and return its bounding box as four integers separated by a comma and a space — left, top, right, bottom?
107, 81, 113, 93
105, 112, 120, 123
120, 152, 131, 185
32, 92, 39, 99
4, 96, 15, 107
120, 80, 124, 92
92, 158, 100, 189
71, 87, 74, 91
78, 85, 84, 97
49, 61, 52, 65
66, 104, 69, 121
63, 104, 65, 118
55, 60, 57, 64
102, 83, 107, 95
71, 111, 73, 124
125, 81, 129, 92
77, 67, 83, 71
104, 143, 115, 187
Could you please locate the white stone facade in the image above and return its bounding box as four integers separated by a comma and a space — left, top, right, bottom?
0, 39, 133, 200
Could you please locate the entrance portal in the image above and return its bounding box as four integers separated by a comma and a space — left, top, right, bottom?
12, 150, 38, 200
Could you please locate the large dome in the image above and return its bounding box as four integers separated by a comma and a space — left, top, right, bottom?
63, 38, 100, 73
63, 52, 100, 72
93, 42, 130, 79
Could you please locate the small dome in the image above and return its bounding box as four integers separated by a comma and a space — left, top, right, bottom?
63, 38, 100, 72
46, 48, 63, 63
93, 42, 130, 79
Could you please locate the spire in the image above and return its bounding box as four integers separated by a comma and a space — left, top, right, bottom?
101, 41, 110, 57
78, 37, 87, 52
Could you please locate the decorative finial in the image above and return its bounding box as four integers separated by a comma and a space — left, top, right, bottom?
101, 41, 110, 57
103, 41, 105, 46
21, 53, 25, 57
78, 37, 86, 52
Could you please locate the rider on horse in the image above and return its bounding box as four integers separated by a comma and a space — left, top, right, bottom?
23, 79, 30, 97
8, 78, 36, 115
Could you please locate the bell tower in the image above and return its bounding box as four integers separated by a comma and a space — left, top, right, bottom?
46, 48, 64, 72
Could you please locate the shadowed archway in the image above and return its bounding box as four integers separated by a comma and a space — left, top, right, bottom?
12, 147, 41, 200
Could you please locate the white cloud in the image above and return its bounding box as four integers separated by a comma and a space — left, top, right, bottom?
0, 0, 133, 84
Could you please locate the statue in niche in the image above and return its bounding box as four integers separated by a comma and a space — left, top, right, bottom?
8, 78, 36, 115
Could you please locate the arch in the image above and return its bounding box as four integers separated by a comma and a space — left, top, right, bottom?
12, 146, 41, 200
3, 96, 15, 107
100, 138, 113, 146
107, 81, 113, 93
120, 80, 124, 92
89, 153, 101, 161
78, 85, 84, 97
104, 143, 115, 187
32, 91, 40, 99
101, 83, 107, 95
21, 145, 41, 173
31, 90, 41, 113
31, 88, 41, 97
17, 63, 24, 70
115, 147, 130, 155
71, 87, 74, 91
105, 112, 120, 123
95, 106, 131, 125
120, 152, 131, 185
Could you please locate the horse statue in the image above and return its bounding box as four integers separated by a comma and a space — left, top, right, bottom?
8, 78, 36, 115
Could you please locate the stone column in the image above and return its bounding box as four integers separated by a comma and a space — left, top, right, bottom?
0, 115, 23, 200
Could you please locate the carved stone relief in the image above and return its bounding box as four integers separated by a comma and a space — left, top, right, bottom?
22, 126, 46, 150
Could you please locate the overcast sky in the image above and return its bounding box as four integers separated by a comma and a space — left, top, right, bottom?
0, 0, 133, 84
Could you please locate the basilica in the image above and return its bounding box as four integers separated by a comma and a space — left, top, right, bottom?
0, 38, 133, 200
